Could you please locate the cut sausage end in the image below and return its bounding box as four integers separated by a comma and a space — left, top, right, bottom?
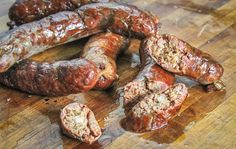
124, 83, 188, 132
144, 34, 224, 85
60, 102, 102, 144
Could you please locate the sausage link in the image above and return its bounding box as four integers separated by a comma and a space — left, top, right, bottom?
0, 2, 159, 73
0, 33, 129, 95
0, 59, 99, 96
0, 11, 102, 73
78, 2, 159, 39
82, 33, 130, 90
8, 0, 112, 27
143, 34, 224, 86
124, 83, 188, 132
117, 40, 175, 114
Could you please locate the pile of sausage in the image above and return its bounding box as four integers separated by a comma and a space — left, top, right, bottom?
0, 0, 225, 144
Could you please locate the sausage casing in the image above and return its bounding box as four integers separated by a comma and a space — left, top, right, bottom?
0, 33, 129, 95
0, 2, 159, 73
8, 0, 112, 26
0, 59, 99, 96
82, 33, 130, 90
143, 34, 224, 85
125, 83, 188, 132
117, 40, 175, 109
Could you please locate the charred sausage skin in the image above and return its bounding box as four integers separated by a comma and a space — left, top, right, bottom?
0, 2, 159, 73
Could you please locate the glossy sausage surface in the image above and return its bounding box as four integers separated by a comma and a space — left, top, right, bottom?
117, 40, 175, 111
8, 0, 112, 27
0, 2, 159, 73
0, 59, 99, 96
0, 33, 129, 95
82, 33, 130, 90
124, 83, 188, 132
143, 34, 224, 85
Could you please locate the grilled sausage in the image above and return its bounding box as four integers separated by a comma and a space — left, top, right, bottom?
0, 33, 129, 95
8, 0, 112, 28
117, 41, 175, 112
124, 83, 188, 132
0, 59, 99, 96
60, 102, 102, 144
82, 33, 130, 90
143, 34, 224, 89
0, 2, 159, 73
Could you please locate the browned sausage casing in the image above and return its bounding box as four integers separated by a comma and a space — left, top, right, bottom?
0, 59, 99, 96
125, 83, 188, 132
82, 33, 130, 90
0, 2, 159, 73
8, 0, 112, 26
0, 33, 129, 95
117, 41, 175, 112
143, 34, 224, 85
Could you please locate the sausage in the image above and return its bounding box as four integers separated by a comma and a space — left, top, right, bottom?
0, 11, 102, 73
0, 2, 159, 73
143, 34, 224, 89
117, 41, 175, 113
60, 102, 102, 144
0, 33, 126, 95
0, 59, 99, 96
8, 0, 112, 27
82, 33, 130, 90
124, 83, 188, 132
0, 33, 130, 95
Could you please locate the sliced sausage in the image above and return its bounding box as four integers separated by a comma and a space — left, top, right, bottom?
60, 102, 102, 144
143, 34, 224, 89
124, 83, 188, 132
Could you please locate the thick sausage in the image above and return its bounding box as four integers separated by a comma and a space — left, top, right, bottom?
82, 33, 130, 90
0, 11, 102, 73
8, 0, 112, 27
124, 83, 188, 132
0, 59, 99, 96
117, 41, 175, 112
0, 33, 129, 95
0, 2, 159, 73
60, 102, 102, 144
143, 34, 224, 89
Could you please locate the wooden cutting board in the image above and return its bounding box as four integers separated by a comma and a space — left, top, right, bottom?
0, 0, 236, 148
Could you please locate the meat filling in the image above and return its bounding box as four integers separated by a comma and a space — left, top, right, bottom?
60, 102, 102, 144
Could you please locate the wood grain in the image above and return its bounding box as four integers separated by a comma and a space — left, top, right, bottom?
0, 0, 236, 148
